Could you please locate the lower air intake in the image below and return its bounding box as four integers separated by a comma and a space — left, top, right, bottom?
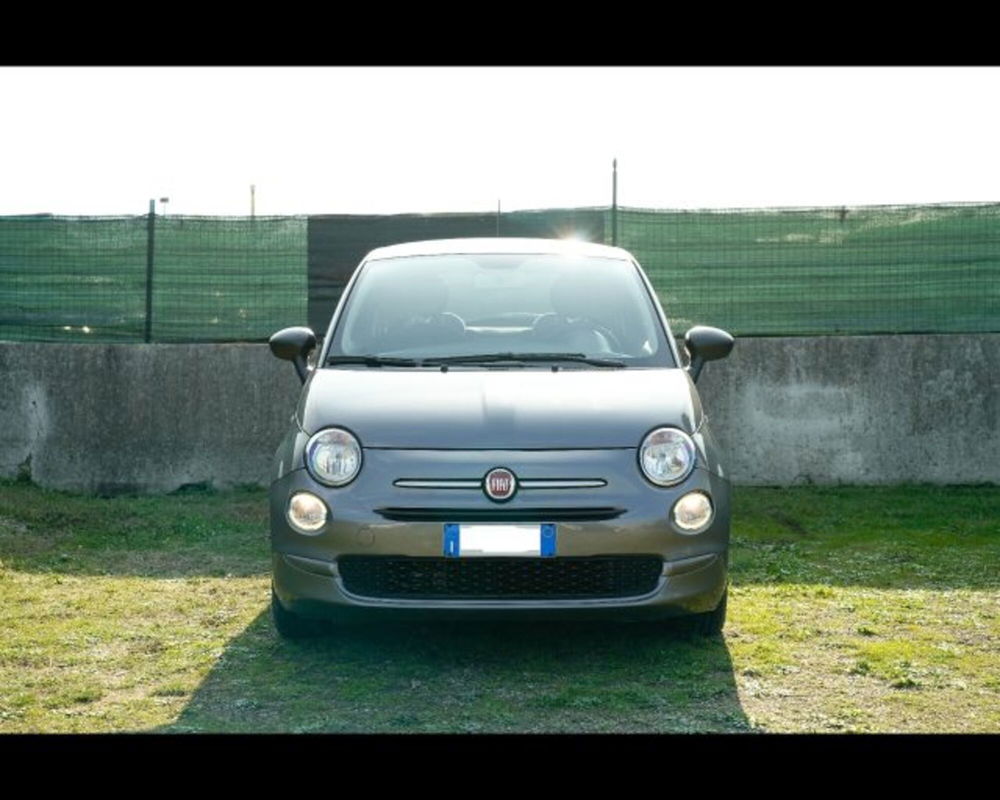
338, 555, 663, 600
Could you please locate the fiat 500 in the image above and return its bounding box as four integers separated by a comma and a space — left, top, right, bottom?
267, 238, 734, 638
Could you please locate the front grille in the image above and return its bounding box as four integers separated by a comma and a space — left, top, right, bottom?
338, 555, 663, 600
374, 507, 625, 522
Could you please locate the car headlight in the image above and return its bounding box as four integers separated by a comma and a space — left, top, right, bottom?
305, 428, 362, 486
287, 491, 328, 534
639, 427, 696, 486
672, 491, 714, 533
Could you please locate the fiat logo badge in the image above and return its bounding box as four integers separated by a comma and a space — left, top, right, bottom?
484, 467, 517, 502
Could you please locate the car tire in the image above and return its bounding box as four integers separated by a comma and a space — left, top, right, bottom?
271, 588, 322, 639
688, 588, 727, 637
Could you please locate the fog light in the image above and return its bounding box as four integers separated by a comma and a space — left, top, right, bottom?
287, 491, 328, 534
672, 491, 713, 533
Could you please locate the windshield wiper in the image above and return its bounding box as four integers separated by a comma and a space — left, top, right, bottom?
422, 352, 626, 368
326, 355, 422, 367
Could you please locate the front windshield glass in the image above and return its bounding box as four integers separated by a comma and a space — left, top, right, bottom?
328, 252, 673, 367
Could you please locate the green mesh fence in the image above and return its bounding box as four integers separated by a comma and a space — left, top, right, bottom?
0, 216, 148, 341
152, 217, 307, 342
0, 215, 307, 343
0, 204, 997, 342
616, 203, 1000, 336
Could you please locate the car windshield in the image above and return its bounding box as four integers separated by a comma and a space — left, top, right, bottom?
327, 252, 673, 367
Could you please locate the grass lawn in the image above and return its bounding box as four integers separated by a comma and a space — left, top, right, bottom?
0, 480, 997, 733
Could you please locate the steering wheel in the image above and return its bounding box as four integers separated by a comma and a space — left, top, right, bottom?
534, 313, 623, 352
430, 312, 466, 334
568, 317, 623, 352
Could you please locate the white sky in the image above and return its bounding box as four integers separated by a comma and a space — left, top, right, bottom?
1, 66, 999, 216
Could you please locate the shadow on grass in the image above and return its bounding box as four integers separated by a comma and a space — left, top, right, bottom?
162, 612, 750, 733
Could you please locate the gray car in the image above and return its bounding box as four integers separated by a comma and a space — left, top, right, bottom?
267, 238, 734, 638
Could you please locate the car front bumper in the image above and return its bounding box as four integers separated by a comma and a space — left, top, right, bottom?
272, 548, 727, 623
270, 447, 730, 623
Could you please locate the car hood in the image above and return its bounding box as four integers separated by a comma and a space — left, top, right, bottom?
297, 367, 703, 448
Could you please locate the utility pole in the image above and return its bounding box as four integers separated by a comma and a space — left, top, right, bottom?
251, 184, 256, 218
496, 199, 501, 236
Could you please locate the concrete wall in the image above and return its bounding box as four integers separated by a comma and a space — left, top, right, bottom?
696, 334, 999, 485
1, 335, 997, 492
0, 343, 300, 494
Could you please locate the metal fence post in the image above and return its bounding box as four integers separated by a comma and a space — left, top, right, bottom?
611, 158, 618, 246
144, 199, 155, 343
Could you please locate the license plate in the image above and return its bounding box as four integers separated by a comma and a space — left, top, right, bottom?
443, 523, 556, 557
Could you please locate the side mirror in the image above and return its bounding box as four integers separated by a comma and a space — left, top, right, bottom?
684, 325, 734, 383
269, 326, 317, 384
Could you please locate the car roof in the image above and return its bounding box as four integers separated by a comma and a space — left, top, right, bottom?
363, 237, 635, 261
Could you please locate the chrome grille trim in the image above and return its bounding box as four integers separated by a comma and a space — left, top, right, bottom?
392, 480, 482, 489
393, 478, 607, 490
520, 479, 607, 489
374, 506, 626, 522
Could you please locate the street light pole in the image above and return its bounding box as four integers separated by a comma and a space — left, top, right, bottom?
145, 199, 156, 343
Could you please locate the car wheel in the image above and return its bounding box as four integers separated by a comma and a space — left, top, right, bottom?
271, 588, 323, 639
688, 588, 727, 637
